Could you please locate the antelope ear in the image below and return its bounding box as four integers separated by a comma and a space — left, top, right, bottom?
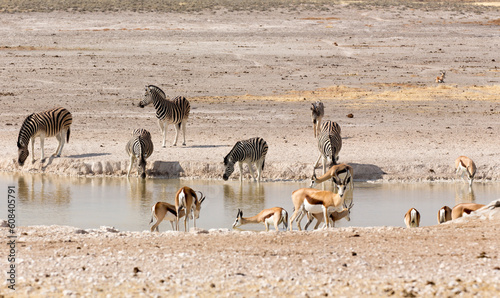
345, 176, 352, 185
332, 176, 339, 185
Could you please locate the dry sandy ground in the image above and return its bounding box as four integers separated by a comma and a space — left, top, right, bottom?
1, 4, 500, 296
0, 7, 499, 181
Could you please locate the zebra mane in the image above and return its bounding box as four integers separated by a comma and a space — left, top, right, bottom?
17, 113, 35, 148
224, 141, 241, 165
146, 85, 167, 99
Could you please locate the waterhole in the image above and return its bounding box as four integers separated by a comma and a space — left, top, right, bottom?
1, 173, 498, 232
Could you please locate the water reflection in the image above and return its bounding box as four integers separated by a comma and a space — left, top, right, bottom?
1, 172, 499, 231
17, 174, 71, 205
455, 183, 476, 203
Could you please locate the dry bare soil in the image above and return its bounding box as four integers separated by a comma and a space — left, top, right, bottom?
0, 1, 500, 296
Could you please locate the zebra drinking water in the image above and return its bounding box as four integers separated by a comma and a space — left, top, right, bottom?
138, 85, 190, 147
313, 120, 342, 174
17, 107, 72, 166
126, 128, 154, 179
223, 137, 268, 182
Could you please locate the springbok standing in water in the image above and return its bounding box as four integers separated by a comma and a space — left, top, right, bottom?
455, 156, 477, 187
175, 186, 205, 231
150, 202, 186, 232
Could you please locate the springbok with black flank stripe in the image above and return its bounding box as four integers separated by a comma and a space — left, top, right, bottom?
175, 186, 205, 231
17, 107, 72, 166
150, 202, 186, 232
289, 185, 351, 230
232, 207, 288, 231
303, 201, 354, 230
310, 163, 354, 196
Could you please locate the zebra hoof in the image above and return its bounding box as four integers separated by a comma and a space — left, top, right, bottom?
41, 158, 46, 163
182, 143, 186, 146
172, 144, 177, 147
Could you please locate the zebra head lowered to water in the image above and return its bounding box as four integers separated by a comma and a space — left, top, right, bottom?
17, 107, 72, 166
223, 137, 268, 182
138, 85, 190, 147
126, 128, 154, 179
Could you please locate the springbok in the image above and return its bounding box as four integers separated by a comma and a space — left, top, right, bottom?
435, 71, 446, 83
175, 186, 206, 231
451, 203, 485, 220
303, 201, 354, 230
232, 207, 288, 231
437, 206, 452, 224
311, 101, 324, 138
150, 202, 186, 232
310, 163, 354, 194
289, 184, 351, 230
404, 208, 420, 228
455, 156, 477, 187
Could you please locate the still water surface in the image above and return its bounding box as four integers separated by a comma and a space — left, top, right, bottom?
1, 173, 499, 232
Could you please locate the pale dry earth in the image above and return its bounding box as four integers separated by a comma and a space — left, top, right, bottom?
1, 4, 500, 297
0, 7, 499, 181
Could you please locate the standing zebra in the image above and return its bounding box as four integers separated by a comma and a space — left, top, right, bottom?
223, 137, 268, 182
138, 85, 190, 147
313, 120, 342, 174
311, 101, 324, 138
17, 107, 72, 166
126, 128, 154, 179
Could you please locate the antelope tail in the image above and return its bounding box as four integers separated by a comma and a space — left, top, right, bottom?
281, 210, 289, 230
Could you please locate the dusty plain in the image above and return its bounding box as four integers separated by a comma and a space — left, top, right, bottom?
1, 0, 500, 296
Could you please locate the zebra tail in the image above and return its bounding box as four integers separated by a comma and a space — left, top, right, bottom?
177, 122, 182, 130
262, 158, 265, 171
66, 127, 71, 143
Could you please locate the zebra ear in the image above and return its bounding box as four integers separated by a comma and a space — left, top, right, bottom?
17, 141, 22, 149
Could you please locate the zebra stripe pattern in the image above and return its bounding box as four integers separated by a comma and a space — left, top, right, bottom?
126, 128, 154, 179
314, 120, 342, 174
17, 107, 72, 166
138, 85, 190, 147
223, 137, 268, 182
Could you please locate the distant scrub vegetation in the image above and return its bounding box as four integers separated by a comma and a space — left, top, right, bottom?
0, 0, 496, 13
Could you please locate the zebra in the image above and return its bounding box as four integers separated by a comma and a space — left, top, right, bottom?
138, 85, 190, 147
126, 128, 154, 179
313, 120, 342, 175
311, 101, 324, 138
223, 137, 268, 182
17, 107, 72, 166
